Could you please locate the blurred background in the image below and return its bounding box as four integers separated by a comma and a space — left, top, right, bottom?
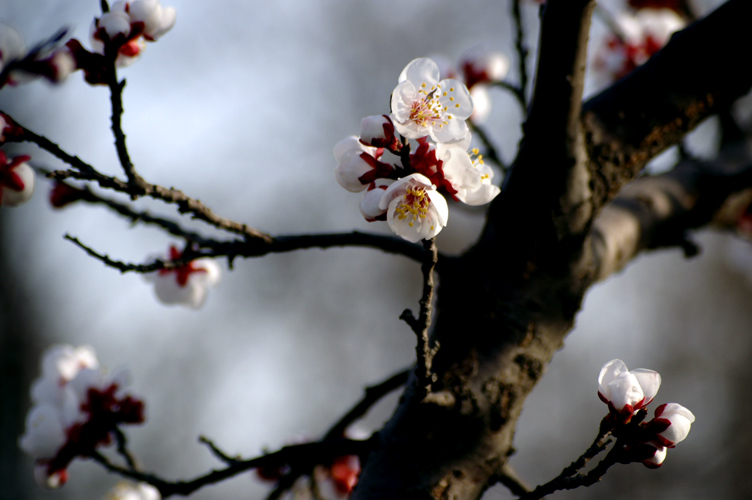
1, 0, 749, 499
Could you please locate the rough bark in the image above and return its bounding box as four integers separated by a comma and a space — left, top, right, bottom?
353, 1, 752, 499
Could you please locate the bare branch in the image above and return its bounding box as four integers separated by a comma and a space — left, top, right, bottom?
589, 152, 752, 282
511, 0, 530, 112
399, 239, 439, 397
582, 0, 752, 210
92, 437, 376, 499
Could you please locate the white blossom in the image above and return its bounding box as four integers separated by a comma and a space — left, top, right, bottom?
651, 402, 695, 447
19, 345, 145, 488
378, 173, 448, 242
437, 141, 500, 206
390, 58, 473, 144
129, 0, 177, 40
597, 359, 661, 418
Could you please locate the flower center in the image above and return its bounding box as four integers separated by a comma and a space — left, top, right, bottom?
409, 84, 453, 129
395, 186, 430, 227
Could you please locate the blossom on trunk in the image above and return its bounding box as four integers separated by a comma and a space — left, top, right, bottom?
390, 58, 473, 144
145, 245, 221, 309
378, 173, 448, 242
19, 345, 145, 488
0, 151, 34, 207
597, 359, 661, 420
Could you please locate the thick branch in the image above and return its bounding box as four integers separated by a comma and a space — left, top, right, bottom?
589, 152, 752, 282
582, 0, 752, 210
483, 0, 595, 269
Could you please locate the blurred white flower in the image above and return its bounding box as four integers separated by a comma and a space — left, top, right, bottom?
0, 151, 34, 207
19, 345, 145, 488
106, 481, 161, 500
145, 246, 221, 309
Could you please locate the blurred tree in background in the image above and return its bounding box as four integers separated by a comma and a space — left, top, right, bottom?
2, 0, 752, 499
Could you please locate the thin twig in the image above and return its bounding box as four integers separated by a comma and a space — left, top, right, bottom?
92, 437, 376, 498
496, 463, 531, 496
113, 427, 139, 471
512, 0, 529, 113
399, 238, 439, 397
518, 419, 615, 500
103, 39, 146, 189
469, 120, 508, 172
519, 442, 620, 500
269, 367, 411, 499
64, 228, 441, 275
199, 436, 241, 465
43, 176, 219, 247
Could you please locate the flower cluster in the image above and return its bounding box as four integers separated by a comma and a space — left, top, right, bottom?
0, 23, 76, 88
0, 149, 34, 207
0, 1, 175, 88
593, 8, 684, 82
19, 345, 145, 488
597, 359, 695, 468
335, 57, 500, 243
89, 0, 176, 68
144, 245, 221, 309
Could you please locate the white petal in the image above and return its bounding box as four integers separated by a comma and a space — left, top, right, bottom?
19, 405, 66, 459
398, 57, 439, 86
430, 117, 469, 144
632, 368, 661, 404
598, 359, 628, 396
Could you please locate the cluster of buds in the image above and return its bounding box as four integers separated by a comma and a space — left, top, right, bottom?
19, 345, 145, 488
335, 57, 500, 243
597, 359, 695, 468
65, 0, 176, 84
0, 0, 175, 88
0, 23, 76, 88
593, 8, 684, 82
144, 245, 221, 309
